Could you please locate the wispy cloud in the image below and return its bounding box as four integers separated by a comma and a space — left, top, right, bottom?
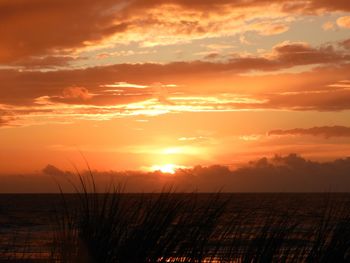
101, 82, 149, 89
268, 126, 350, 139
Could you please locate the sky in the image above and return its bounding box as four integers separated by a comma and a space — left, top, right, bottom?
1, 0, 350, 191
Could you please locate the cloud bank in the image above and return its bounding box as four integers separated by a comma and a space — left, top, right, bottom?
1, 154, 350, 193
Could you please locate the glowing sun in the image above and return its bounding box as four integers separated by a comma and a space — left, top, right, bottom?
151, 164, 177, 174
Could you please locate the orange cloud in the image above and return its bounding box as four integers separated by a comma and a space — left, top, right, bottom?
126, 0, 350, 13
1, 0, 349, 67
322, 21, 335, 31
249, 22, 289, 36
261, 80, 350, 111
0, 39, 349, 127
268, 126, 350, 138
337, 16, 350, 28
0, 112, 14, 127
62, 87, 93, 100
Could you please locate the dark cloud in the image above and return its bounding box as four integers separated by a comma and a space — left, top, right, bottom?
0, 117, 9, 127
272, 42, 348, 66
0, 113, 8, 126
2, 154, 350, 193
0, 110, 16, 127
262, 87, 350, 111
268, 126, 350, 138
231, 154, 350, 192
42, 164, 67, 176
204, 53, 220, 60
48, 93, 152, 106
340, 39, 350, 50
36, 154, 350, 193
0, 0, 127, 63
10, 56, 78, 69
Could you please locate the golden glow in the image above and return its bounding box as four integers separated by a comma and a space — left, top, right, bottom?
1, 0, 350, 180
160, 146, 200, 155
150, 164, 178, 174
162, 147, 182, 155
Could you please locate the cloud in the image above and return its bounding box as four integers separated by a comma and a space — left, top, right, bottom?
322, 21, 335, 31
42, 164, 67, 176
239, 135, 261, 141
1, 72, 350, 127
203, 44, 234, 51
101, 82, 149, 89
0, 110, 17, 127
204, 53, 220, 60
239, 35, 252, 45
178, 136, 209, 142
249, 22, 289, 36
340, 39, 350, 50
62, 87, 93, 100
261, 80, 350, 111
0, 0, 130, 64
0, 39, 349, 127
269, 41, 348, 65
1, 0, 350, 67
282, 0, 350, 13
231, 154, 350, 192
0, 44, 332, 102
0, 116, 10, 127
268, 126, 350, 139
337, 16, 350, 28
10, 56, 78, 69
126, 0, 350, 14
2, 154, 350, 193
46, 153, 350, 193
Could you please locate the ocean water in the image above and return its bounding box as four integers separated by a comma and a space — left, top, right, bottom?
0, 193, 349, 261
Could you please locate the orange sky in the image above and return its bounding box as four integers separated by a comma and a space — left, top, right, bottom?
1, 1, 350, 191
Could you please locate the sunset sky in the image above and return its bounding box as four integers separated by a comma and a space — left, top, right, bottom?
1, 0, 350, 187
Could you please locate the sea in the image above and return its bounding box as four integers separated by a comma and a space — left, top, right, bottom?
0, 193, 349, 262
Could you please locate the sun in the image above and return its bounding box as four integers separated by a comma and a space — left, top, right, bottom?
151, 164, 177, 174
